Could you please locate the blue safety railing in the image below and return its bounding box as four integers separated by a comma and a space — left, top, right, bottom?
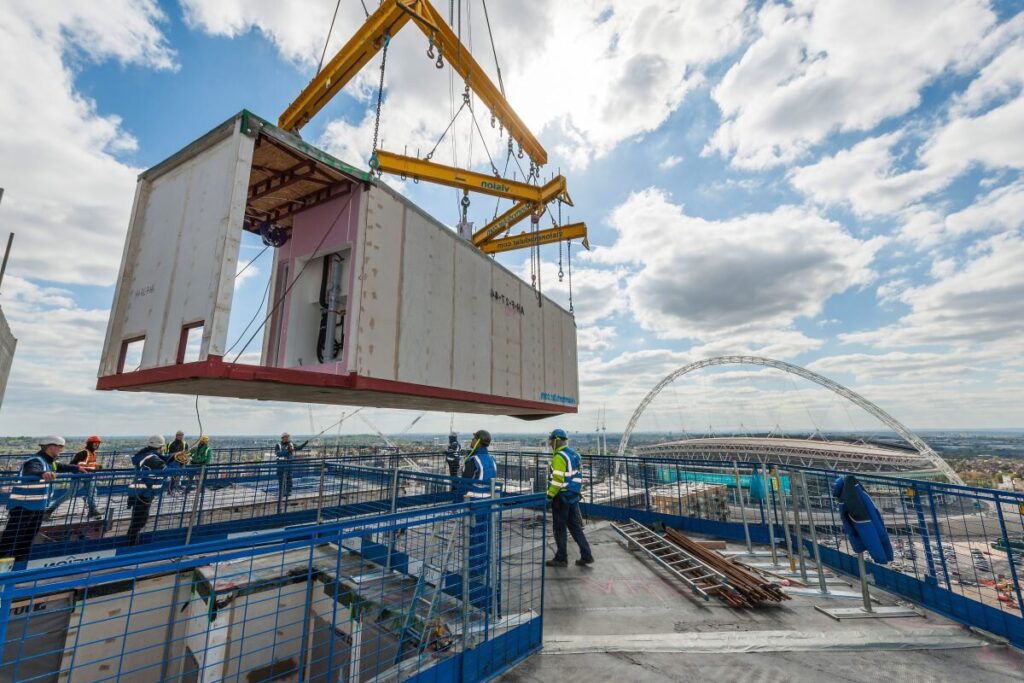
0, 485, 546, 682
0, 445, 434, 471
489, 451, 1024, 649
0, 455, 464, 570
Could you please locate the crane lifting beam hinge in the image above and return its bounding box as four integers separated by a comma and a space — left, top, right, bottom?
278, 0, 547, 166
481, 222, 589, 255
472, 178, 573, 247
373, 149, 570, 203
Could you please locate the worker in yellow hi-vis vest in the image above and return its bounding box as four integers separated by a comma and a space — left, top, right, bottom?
545, 429, 594, 568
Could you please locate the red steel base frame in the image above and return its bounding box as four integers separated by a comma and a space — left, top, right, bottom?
96, 356, 575, 420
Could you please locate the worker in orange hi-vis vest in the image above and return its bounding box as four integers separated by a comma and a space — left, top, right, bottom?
71, 436, 104, 518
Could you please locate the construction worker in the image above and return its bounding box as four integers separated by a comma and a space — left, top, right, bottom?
126, 435, 167, 546
182, 435, 212, 493
444, 432, 462, 478
71, 435, 104, 518
545, 429, 593, 568
461, 429, 499, 612
275, 432, 308, 504
164, 430, 189, 495
0, 436, 84, 563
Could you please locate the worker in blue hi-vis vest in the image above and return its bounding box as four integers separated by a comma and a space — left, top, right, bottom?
126, 435, 168, 546
545, 429, 594, 568
275, 432, 309, 507
461, 429, 500, 613
445, 432, 462, 477
0, 436, 84, 563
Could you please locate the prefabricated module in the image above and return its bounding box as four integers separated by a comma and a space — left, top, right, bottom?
98, 0, 589, 418
97, 112, 579, 418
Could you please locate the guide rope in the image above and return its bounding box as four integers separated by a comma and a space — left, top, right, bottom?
318, 0, 345, 74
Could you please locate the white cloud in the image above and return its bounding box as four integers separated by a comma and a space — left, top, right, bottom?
576, 325, 616, 353
946, 180, 1024, 235
514, 259, 626, 327
708, 0, 995, 170
184, 0, 749, 170
789, 132, 950, 216
595, 188, 882, 345
0, 1, 175, 285
842, 231, 1024, 348
789, 21, 1024, 233
659, 155, 683, 170
808, 351, 992, 383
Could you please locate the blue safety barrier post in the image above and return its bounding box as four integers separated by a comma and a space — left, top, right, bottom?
925, 486, 952, 590
993, 492, 1024, 615
910, 485, 938, 584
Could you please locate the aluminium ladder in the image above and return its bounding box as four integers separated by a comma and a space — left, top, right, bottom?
394, 522, 459, 663
611, 519, 730, 601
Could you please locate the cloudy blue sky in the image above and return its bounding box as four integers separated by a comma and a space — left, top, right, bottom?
1, 0, 1022, 438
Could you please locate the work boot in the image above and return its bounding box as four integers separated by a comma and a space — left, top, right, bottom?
575, 557, 595, 567
546, 558, 568, 567
89, 509, 102, 519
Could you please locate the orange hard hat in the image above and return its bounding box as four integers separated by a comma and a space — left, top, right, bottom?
86, 435, 103, 444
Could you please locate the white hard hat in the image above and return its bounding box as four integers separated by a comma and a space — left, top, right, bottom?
281, 432, 290, 438
39, 435, 66, 447
147, 434, 166, 448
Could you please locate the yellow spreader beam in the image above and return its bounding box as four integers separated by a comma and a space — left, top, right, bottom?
472, 178, 573, 247
279, 1, 411, 133
373, 150, 567, 203
481, 223, 590, 255
279, 0, 546, 165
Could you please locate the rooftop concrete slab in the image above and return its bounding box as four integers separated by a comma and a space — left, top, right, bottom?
501, 522, 1024, 682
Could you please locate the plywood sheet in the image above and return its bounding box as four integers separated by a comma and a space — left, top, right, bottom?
542, 300, 565, 399
101, 123, 249, 373
354, 188, 404, 380
519, 281, 545, 402
451, 240, 492, 395
396, 207, 454, 387
563, 314, 579, 403
490, 268, 522, 398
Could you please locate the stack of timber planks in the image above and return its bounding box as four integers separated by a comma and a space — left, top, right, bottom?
664, 527, 790, 607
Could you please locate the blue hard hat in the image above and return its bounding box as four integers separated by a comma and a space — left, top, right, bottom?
549, 428, 568, 440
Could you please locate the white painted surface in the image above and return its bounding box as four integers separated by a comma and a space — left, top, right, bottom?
100, 115, 578, 412
451, 241, 492, 394
100, 119, 251, 374
397, 207, 454, 387
354, 189, 404, 381
353, 183, 578, 408
0, 307, 15, 411
519, 280, 545, 402
491, 268, 522, 398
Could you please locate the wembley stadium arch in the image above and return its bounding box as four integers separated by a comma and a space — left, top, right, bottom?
615, 355, 964, 485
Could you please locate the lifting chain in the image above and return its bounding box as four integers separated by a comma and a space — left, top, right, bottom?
461, 190, 470, 224
369, 33, 391, 176
557, 198, 564, 281
529, 212, 538, 290
567, 239, 574, 315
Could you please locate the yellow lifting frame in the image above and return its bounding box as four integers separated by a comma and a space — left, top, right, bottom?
472, 177, 573, 247
372, 149, 568, 203
279, 0, 546, 165
481, 223, 590, 255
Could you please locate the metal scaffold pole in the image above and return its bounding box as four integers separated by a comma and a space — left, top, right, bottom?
789, 469, 809, 582
799, 471, 830, 595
